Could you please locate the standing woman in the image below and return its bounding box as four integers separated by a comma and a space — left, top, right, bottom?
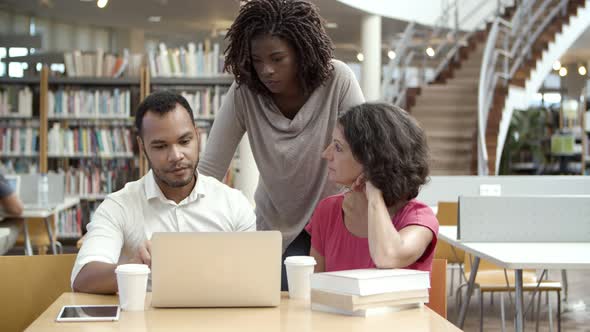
198, 0, 365, 289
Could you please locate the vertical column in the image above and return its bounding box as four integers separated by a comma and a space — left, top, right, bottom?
361, 14, 382, 101
139, 65, 150, 177
39, 65, 49, 173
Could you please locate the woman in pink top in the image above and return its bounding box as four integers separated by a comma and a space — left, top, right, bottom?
305, 103, 438, 273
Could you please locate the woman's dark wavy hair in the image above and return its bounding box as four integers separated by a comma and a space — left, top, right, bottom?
224, 0, 334, 96
338, 103, 430, 206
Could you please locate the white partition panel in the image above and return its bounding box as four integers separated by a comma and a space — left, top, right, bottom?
458, 195, 590, 242
418, 176, 590, 207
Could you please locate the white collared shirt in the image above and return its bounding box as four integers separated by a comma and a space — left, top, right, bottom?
71, 170, 256, 286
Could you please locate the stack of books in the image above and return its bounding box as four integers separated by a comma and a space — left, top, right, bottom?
310, 268, 430, 317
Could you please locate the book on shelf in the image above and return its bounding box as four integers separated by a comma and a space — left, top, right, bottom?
48, 123, 134, 157
149, 41, 225, 78
310, 268, 430, 296
63, 49, 143, 78
63, 160, 137, 197
0, 86, 33, 118
167, 86, 227, 118
310, 302, 422, 317
0, 126, 39, 156
0, 159, 38, 174
48, 88, 131, 119
55, 206, 83, 238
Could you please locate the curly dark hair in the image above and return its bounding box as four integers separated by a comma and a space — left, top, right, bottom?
338, 103, 430, 206
224, 0, 334, 96
135, 90, 194, 135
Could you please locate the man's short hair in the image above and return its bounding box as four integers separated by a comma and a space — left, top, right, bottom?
135, 90, 195, 135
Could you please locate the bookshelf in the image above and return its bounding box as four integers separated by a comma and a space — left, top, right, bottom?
2, 40, 237, 238
0, 75, 40, 174
45, 70, 142, 235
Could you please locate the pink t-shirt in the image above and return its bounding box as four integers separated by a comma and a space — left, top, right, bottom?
305, 194, 439, 273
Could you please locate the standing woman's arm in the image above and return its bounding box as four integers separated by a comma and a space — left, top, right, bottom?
198, 83, 247, 181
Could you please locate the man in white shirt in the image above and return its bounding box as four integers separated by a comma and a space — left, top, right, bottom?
72, 91, 256, 294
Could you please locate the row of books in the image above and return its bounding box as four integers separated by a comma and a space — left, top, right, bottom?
310, 268, 430, 316
48, 124, 134, 157
148, 42, 225, 78
48, 88, 131, 119
0, 127, 39, 155
63, 49, 143, 78
0, 159, 38, 174
63, 160, 138, 197
55, 206, 83, 238
0, 86, 33, 118
176, 87, 227, 118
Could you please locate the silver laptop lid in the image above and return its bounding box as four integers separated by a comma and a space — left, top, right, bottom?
151, 231, 282, 308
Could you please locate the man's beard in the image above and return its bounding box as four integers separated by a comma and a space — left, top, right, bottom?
144, 150, 198, 188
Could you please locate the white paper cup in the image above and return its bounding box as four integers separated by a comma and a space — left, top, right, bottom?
284, 256, 317, 300
115, 264, 150, 311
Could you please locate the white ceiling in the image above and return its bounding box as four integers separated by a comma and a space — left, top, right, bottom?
0, 0, 411, 62
2, 0, 589, 64
561, 28, 590, 65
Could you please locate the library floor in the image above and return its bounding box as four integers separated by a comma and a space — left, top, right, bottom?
446, 269, 590, 331
5, 245, 590, 331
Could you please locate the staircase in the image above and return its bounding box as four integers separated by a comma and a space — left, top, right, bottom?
410, 41, 485, 175
404, 0, 586, 175
483, 0, 587, 174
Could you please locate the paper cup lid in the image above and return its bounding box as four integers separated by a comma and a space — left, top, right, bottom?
115, 264, 150, 275
284, 256, 316, 266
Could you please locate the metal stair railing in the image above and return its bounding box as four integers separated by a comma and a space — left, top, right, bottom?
382, 0, 513, 110
477, 0, 571, 175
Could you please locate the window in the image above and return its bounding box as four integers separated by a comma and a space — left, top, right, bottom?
8, 47, 29, 78
0, 48, 6, 77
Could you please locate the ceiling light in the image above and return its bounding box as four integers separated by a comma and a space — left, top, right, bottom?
325, 22, 338, 29
559, 67, 567, 77
578, 65, 587, 76
148, 16, 161, 23
387, 50, 396, 60
356, 52, 364, 62
97, 0, 108, 8
426, 47, 435, 57
552, 61, 561, 71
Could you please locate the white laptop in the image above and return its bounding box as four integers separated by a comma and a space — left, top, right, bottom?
151, 231, 282, 308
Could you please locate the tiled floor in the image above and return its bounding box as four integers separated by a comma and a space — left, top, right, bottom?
446, 269, 590, 331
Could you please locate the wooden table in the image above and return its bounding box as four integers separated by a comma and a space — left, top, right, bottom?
25, 292, 461, 331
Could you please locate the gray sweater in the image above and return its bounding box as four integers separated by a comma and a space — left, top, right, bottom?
198, 60, 365, 251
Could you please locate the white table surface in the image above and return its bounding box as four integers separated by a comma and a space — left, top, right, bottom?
0, 196, 80, 219
438, 226, 590, 270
